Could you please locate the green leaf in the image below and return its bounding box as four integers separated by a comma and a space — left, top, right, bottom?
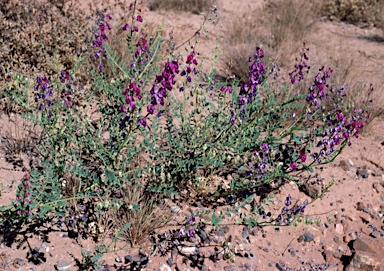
211, 213, 222, 226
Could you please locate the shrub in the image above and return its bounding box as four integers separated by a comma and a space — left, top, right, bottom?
0, 0, 374, 267
148, 0, 215, 14
0, 0, 89, 112
320, 0, 384, 28
222, 0, 318, 82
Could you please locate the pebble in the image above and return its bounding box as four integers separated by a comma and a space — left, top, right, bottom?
124, 255, 132, 263
160, 263, 172, 271
335, 223, 344, 235
223, 265, 238, 271
241, 229, 249, 239
244, 263, 252, 270
370, 231, 381, 238
41, 242, 49, 252
357, 168, 369, 178
55, 260, 72, 271
303, 232, 314, 242
356, 202, 365, 211
170, 205, 181, 213
249, 227, 258, 236
14, 258, 26, 267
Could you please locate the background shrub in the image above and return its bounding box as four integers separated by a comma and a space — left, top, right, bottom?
222, 0, 318, 82
0, 0, 89, 112
321, 0, 384, 29
148, 0, 216, 14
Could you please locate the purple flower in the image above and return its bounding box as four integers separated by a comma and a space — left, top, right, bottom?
122, 23, 130, 31
260, 143, 269, 154
178, 227, 185, 238
137, 15, 143, 22
138, 118, 147, 127
284, 195, 292, 206
299, 148, 306, 163
147, 104, 156, 114
187, 229, 195, 238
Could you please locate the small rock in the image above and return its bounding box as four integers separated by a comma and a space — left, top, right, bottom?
196, 227, 210, 243
241, 229, 249, 239
323, 250, 339, 265
180, 246, 198, 256
373, 182, 382, 193
276, 263, 285, 271
160, 263, 172, 271
357, 168, 369, 178
166, 257, 174, 266
249, 227, 258, 236
361, 227, 373, 236
303, 232, 314, 242
248, 250, 255, 259
115, 257, 122, 263
41, 242, 49, 252
13, 258, 26, 267
55, 260, 72, 271
340, 160, 352, 171
301, 183, 321, 198
244, 263, 252, 270
370, 231, 381, 238
222, 226, 230, 234
335, 223, 344, 235
212, 235, 225, 244
223, 265, 238, 271
356, 202, 365, 211
170, 205, 181, 213
124, 255, 133, 263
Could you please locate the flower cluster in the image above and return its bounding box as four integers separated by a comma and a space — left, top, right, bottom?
178, 215, 196, 239
89, 9, 112, 71
288, 44, 372, 165
34, 76, 53, 117
15, 172, 33, 216
120, 82, 142, 128
179, 50, 198, 91
60, 70, 76, 107
239, 46, 266, 103
147, 60, 179, 116
134, 38, 149, 59
275, 195, 308, 225
289, 43, 310, 84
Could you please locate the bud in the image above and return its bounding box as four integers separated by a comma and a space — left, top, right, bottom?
234, 155, 241, 164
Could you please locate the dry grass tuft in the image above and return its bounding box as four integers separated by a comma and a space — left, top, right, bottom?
115, 185, 168, 246
148, 0, 215, 14
222, 0, 318, 82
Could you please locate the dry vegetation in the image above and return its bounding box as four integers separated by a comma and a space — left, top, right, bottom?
321, 0, 384, 29
148, 0, 215, 14
222, 0, 318, 81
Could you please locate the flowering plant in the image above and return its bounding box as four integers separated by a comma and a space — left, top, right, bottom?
0, 0, 373, 266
